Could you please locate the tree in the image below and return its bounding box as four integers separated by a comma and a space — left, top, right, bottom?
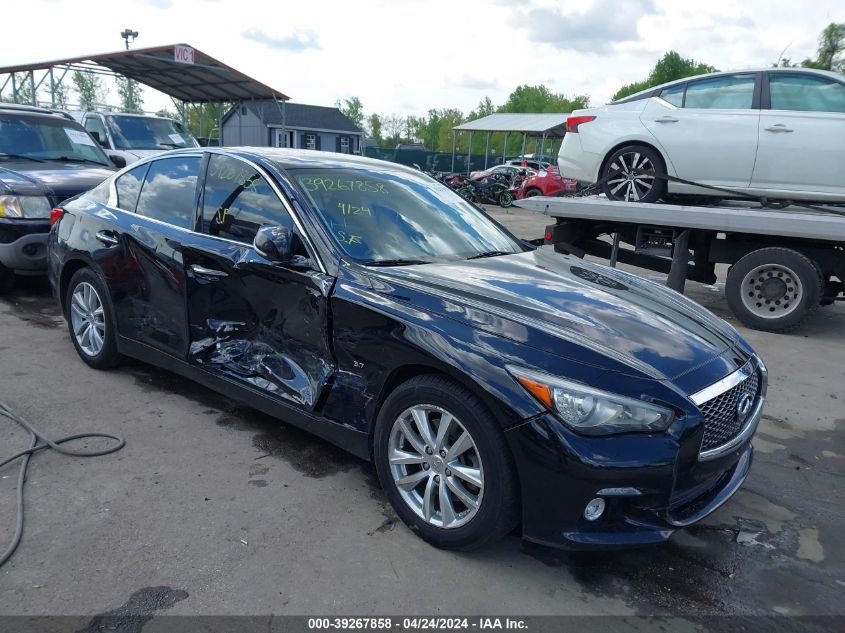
469, 96, 495, 120
612, 51, 717, 101
801, 22, 845, 72
499, 85, 589, 114
336, 96, 365, 130
116, 76, 144, 113
72, 71, 105, 109
382, 114, 407, 148
366, 113, 383, 145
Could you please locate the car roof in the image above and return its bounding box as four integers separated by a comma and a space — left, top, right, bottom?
220, 147, 423, 173
0, 103, 76, 120
612, 67, 845, 104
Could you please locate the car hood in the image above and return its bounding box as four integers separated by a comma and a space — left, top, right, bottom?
366, 248, 740, 381
0, 161, 114, 201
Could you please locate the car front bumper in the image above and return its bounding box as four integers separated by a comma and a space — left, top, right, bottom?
505, 411, 756, 550
0, 218, 50, 272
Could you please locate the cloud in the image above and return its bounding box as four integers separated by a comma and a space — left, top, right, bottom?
241, 28, 320, 52
140, 0, 173, 7
446, 76, 499, 90
516, 0, 659, 54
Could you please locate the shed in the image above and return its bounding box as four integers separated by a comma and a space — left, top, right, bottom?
222, 101, 363, 153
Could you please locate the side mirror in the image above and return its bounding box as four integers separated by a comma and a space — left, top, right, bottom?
254, 225, 310, 267
109, 154, 127, 168
89, 130, 108, 147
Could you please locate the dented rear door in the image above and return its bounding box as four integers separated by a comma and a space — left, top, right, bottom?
182, 154, 335, 410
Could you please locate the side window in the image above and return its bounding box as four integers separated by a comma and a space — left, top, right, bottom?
304, 134, 316, 150
202, 154, 293, 243
684, 75, 755, 109
135, 156, 200, 229
769, 74, 845, 113
115, 163, 149, 212
84, 116, 108, 146
659, 83, 685, 107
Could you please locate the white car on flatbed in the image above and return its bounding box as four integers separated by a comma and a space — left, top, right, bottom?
558, 68, 845, 203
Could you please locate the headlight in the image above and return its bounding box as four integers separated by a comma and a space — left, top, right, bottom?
0, 195, 52, 219
508, 366, 674, 435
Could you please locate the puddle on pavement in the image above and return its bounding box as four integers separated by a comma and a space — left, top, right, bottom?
78, 586, 188, 633
129, 362, 362, 479
522, 524, 748, 615
0, 289, 62, 329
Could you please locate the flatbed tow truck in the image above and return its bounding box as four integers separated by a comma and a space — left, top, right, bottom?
514, 195, 845, 332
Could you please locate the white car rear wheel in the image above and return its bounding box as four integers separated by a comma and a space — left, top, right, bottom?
601, 145, 667, 203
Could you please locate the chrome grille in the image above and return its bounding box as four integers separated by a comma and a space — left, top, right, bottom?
699, 370, 760, 452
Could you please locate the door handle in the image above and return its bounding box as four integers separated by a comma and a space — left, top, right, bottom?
764, 124, 793, 133
95, 230, 119, 246
189, 264, 228, 280
654, 116, 679, 123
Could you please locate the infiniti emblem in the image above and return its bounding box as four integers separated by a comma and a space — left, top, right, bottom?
736, 393, 753, 423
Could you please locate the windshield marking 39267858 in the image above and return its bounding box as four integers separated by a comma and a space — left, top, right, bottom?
290, 167, 524, 265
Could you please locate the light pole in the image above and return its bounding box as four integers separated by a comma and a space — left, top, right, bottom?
120, 29, 139, 50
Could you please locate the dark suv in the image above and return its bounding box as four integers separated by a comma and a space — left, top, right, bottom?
0, 104, 116, 292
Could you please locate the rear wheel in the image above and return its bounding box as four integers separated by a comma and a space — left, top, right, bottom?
0, 263, 14, 294
65, 267, 122, 369
726, 248, 822, 332
524, 188, 542, 198
601, 145, 666, 203
374, 375, 519, 550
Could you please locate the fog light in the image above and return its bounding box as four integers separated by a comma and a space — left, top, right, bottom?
583, 498, 605, 521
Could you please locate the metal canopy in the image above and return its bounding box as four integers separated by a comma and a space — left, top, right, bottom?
453, 113, 567, 138
0, 44, 289, 103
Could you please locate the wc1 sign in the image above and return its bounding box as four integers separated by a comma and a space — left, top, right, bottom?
174, 45, 195, 64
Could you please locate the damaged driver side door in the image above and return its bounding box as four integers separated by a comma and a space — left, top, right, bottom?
182, 153, 335, 410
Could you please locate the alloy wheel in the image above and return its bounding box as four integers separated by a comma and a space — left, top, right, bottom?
70, 282, 106, 357
740, 263, 803, 319
388, 405, 484, 529
606, 151, 656, 202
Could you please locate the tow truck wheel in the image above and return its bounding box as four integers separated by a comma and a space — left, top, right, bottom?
726, 248, 822, 332
0, 263, 14, 294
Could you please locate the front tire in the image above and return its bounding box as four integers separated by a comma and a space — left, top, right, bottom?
65, 267, 122, 369
601, 145, 666, 203
374, 375, 519, 550
725, 248, 822, 332
499, 191, 514, 208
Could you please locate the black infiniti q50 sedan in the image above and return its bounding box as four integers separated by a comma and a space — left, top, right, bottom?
48, 148, 767, 550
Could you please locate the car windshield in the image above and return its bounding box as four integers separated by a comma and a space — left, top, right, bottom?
106, 115, 199, 150
0, 114, 111, 165
289, 167, 526, 264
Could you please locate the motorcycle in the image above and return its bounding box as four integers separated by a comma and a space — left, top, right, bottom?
458, 173, 514, 208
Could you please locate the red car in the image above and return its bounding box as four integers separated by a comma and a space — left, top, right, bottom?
514, 167, 578, 199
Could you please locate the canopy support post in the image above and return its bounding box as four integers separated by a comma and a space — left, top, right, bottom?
520, 133, 526, 161
484, 132, 490, 169
273, 96, 287, 147
502, 131, 508, 165
466, 131, 473, 175
450, 130, 456, 172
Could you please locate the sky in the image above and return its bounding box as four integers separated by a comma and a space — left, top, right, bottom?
3, 0, 843, 118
